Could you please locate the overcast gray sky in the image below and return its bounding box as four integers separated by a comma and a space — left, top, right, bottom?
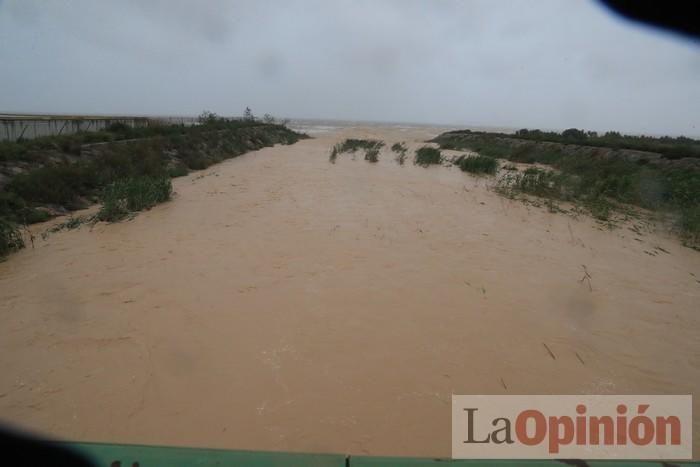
1, 0, 698, 136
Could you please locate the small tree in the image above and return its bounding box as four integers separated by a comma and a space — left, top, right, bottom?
263, 113, 275, 124
562, 128, 586, 140
243, 107, 255, 121
198, 110, 218, 125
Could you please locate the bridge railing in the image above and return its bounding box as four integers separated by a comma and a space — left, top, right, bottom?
0, 114, 199, 142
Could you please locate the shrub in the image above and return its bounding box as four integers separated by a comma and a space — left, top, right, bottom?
329, 145, 339, 163
338, 139, 384, 153
0, 123, 306, 250
455, 155, 498, 174
586, 197, 613, 221
391, 142, 408, 165
0, 192, 28, 222
365, 148, 380, 163
0, 141, 29, 162
679, 206, 700, 242
509, 143, 538, 163
106, 122, 131, 133
25, 209, 50, 224
7, 164, 99, 207
168, 163, 189, 177
329, 139, 384, 163
517, 167, 558, 197
391, 142, 406, 153
98, 176, 172, 222
414, 146, 442, 166
0, 219, 24, 257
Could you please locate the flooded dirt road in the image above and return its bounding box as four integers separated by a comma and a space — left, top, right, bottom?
1, 126, 699, 457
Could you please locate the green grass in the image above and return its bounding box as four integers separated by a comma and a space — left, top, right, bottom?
455, 155, 498, 175
97, 176, 172, 222
414, 146, 442, 166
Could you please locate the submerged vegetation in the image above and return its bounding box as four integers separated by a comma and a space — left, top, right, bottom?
97, 176, 173, 222
365, 148, 380, 163
414, 146, 442, 166
454, 154, 498, 175
329, 139, 384, 163
0, 218, 24, 257
391, 142, 408, 165
0, 110, 306, 257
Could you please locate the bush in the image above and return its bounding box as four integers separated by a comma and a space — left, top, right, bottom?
365, 148, 380, 163
0, 123, 306, 250
0, 141, 29, 162
518, 168, 559, 197
455, 155, 498, 174
433, 129, 700, 243
414, 146, 442, 166
168, 163, 189, 177
391, 142, 406, 153
329, 145, 339, 163
329, 139, 384, 163
98, 176, 172, 222
0, 219, 24, 257
337, 139, 384, 153
25, 209, 50, 224
0, 192, 28, 222
106, 122, 131, 133
586, 197, 613, 221
680, 206, 700, 242
7, 164, 99, 207
391, 142, 408, 165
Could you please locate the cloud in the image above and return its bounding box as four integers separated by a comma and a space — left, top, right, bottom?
0, 0, 698, 136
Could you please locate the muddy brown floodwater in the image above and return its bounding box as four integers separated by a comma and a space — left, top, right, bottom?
1, 126, 699, 458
